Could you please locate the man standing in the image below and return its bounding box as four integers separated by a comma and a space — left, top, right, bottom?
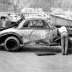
58, 26, 68, 55
1, 17, 6, 28
1, 16, 12, 28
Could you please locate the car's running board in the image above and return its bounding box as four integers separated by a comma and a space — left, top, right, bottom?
0, 43, 62, 49
24, 44, 62, 49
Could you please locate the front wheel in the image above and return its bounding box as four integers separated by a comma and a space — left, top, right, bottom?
4, 36, 20, 51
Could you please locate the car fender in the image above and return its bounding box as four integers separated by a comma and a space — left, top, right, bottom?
0, 32, 23, 44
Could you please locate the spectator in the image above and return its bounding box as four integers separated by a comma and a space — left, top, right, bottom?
1, 17, 6, 28
1, 16, 12, 29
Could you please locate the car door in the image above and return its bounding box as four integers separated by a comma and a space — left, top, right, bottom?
17, 20, 34, 43
29, 19, 50, 43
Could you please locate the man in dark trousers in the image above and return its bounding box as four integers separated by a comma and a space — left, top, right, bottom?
58, 26, 68, 55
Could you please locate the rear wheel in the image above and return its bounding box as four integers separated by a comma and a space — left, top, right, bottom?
4, 36, 20, 51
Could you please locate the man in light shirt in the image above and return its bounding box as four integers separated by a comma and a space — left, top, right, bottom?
1, 17, 6, 28
58, 26, 68, 55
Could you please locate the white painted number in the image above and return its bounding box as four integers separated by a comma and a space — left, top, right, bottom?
41, 31, 46, 39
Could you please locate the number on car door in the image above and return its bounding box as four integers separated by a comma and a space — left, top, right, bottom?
29, 19, 50, 43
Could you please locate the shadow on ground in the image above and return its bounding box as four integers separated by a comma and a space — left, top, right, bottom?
19, 47, 61, 56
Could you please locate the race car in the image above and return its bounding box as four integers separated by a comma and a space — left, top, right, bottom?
0, 18, 62, 52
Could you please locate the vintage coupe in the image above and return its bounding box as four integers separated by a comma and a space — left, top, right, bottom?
0, 18, 63, 52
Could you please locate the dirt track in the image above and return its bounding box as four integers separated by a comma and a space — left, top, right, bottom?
0, 47, 72, 72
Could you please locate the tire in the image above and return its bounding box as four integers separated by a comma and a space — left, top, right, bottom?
4, 36, 20, 51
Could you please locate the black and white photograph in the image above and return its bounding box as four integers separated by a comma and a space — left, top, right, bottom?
0, 0, 72, 72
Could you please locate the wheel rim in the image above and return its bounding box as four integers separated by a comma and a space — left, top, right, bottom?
6, 39, 18, 50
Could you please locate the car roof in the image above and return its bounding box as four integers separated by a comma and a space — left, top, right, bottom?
25, 17, 47, 21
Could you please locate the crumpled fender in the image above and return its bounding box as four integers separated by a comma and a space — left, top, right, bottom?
0, 32, 23, 44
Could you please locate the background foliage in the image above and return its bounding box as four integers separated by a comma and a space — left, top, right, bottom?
0, 0, 72, 12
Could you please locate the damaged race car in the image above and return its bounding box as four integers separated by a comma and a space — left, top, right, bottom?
0, 18, 64, 53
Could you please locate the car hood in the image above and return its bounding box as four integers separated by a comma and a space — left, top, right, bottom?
0, 28, 17, 35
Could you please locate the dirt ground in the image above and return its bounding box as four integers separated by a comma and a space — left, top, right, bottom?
0, 47, 72, 72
